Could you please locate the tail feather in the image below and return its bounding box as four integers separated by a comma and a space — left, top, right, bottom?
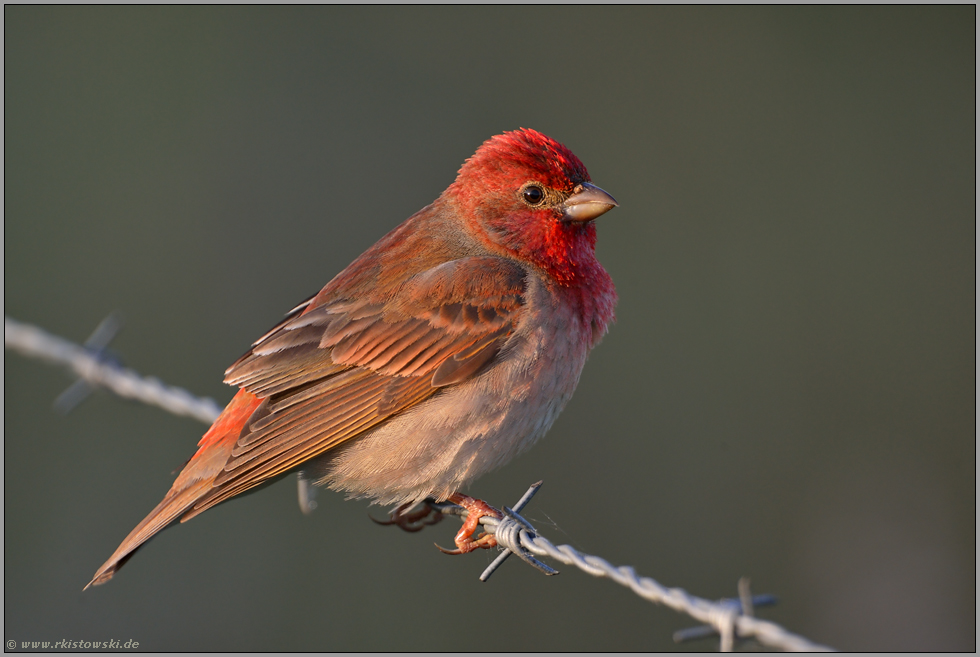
85, 481, 213, 588
86, 390, 262, 589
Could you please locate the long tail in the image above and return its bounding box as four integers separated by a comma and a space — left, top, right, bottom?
86, 390, 263, 588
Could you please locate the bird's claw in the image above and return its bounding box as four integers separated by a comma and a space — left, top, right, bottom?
435, 531, 497, 555
371, 500, 443, 533
373, 493, 502, 554
437, 493, 501, 555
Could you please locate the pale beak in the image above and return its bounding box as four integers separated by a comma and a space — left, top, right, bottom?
561, 182, 619, 223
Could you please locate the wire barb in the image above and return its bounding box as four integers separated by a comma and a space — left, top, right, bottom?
479, 481, 556, 581
296, 472, 318, 514
5, 315, 222, 424
53, 312, 124, 414
673, 578, 779, 650
481, 502, 559, 580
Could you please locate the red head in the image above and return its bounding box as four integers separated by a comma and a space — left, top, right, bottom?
446, 128, 617, 289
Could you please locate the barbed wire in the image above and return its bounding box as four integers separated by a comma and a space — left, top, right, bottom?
4, 315, 221, 424
4, 314, 834, 652
451, 489, 833, 652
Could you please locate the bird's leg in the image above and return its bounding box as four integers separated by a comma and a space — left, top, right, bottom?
371, 499, 443, 533
436, 493, 502, 555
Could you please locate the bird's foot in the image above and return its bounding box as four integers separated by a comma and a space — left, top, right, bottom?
435, 493, 501, 555
371, 500, 443, 533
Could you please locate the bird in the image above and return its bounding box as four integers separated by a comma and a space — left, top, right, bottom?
86, 128, 618, 588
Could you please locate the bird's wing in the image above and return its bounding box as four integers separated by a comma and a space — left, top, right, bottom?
184, 255, 527, 517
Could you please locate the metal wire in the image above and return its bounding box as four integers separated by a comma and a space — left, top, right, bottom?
4, 315, 221, 424
5, 314, 834, 652
506, 517, 830, 651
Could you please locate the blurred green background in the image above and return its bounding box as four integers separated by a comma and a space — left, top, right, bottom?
5, 6, 975, 651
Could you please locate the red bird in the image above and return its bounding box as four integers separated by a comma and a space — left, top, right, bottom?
87, 128, 618, 587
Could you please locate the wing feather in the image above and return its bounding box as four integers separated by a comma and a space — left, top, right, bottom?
183, 256, 527, 518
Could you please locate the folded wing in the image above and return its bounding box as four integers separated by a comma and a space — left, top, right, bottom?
186, 255, 527, 517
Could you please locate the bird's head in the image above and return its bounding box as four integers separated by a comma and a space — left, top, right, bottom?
447, 128, 617, 287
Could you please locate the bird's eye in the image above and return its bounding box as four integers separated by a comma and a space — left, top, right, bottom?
523, 185, 545, 206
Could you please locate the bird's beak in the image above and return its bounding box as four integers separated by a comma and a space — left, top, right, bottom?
561, 182, 618, 223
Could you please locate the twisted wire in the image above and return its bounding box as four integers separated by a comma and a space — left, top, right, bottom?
475, 502, 834, 652
5, 316, 221, 424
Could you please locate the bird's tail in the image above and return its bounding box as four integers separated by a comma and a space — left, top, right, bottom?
85, 389, 263, 589
85, 480, 215, 588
